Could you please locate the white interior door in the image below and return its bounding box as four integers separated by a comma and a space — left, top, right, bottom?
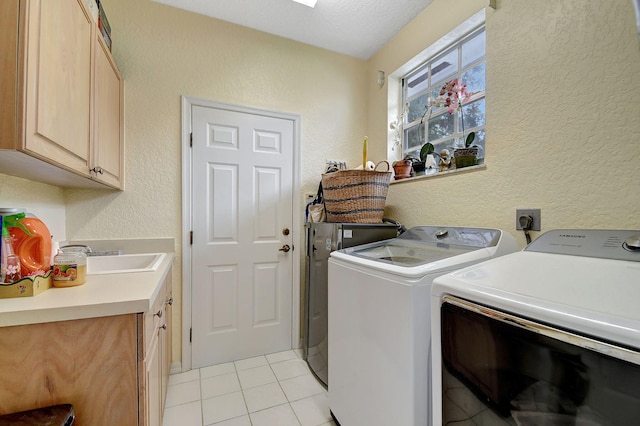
191, 104, 294, 367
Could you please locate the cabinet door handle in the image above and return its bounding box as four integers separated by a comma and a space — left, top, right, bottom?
91, 167, 104, 175
154, 309, 163, 318
160, 324, 167, 330
166, 297, 173, 306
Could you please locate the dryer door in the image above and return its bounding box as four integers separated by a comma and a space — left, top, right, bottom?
440, 296, 640, 425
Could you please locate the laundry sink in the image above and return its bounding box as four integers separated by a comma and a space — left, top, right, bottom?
87, 253, 166, 275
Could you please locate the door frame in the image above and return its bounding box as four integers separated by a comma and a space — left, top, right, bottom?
180, 96, 302, 372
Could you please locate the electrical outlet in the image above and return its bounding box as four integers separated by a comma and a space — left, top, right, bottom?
516, 208, 541, 231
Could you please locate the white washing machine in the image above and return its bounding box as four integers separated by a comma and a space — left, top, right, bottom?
431, 229, 640, 426
327, 226, 519, 426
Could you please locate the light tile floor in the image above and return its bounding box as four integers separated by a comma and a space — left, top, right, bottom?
162, 350, 337, 426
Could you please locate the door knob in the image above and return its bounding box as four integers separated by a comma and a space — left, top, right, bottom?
279, 244, 291, 253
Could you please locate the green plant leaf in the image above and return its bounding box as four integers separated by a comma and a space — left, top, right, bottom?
420, 143, 435, 162
465, 132, 476, 148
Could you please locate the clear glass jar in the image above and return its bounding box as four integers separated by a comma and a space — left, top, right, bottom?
52, 247, 87, 287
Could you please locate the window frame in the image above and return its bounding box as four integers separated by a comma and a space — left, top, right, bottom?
400, 25, 486, 165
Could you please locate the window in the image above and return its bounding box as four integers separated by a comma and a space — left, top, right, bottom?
401, 27, 486, 164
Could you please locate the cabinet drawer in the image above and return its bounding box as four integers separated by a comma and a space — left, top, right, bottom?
144, 286, 166, 351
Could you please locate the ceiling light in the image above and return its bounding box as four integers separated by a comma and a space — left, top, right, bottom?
292, 0, 317, 8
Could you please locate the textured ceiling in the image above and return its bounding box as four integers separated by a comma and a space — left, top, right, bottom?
151, 0, 434, 60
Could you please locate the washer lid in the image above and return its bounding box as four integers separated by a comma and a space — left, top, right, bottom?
336, 226, 502, 267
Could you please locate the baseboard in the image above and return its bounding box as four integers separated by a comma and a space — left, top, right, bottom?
170, 361, 182, 375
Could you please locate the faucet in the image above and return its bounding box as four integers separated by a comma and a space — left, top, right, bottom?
60, 244, 93, 254
60, 245, 123, 256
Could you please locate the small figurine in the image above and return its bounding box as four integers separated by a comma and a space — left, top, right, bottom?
439, 149, 452, 172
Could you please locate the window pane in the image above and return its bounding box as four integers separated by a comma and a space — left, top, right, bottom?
405, 65, 428, 99
405, 147, 420, 160
428, 112, 454, 142
407, 94, 430, 123
461, 63, 486, 94
431, 49, 457, 86
474, 130, 485, 157
460, 99, 485, 131
462, 30, 485, 68
433, 138, 454, 152
426, 86, 447, 116
405, 125, 425, 152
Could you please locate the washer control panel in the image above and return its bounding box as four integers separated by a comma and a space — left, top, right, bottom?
525, 229, 640, 261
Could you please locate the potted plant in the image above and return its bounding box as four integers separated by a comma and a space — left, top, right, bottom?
399, 156, 420, 176
413, 106, 437, 175
419, 142, 438, 173
392, 159, 412, 179
437, 79, 478, 168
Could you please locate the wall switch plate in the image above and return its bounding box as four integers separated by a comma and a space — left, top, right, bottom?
516, 208, 541, 231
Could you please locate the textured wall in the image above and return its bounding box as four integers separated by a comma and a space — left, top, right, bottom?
0, 173, 66, 242
370, 0, 640, 246
63, 0, 369, 363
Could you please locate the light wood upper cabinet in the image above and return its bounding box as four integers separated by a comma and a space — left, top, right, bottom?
0, 0, 124, 190
23, 0, 92, 176
94, 33, 124, 188
0, 1, 19, 149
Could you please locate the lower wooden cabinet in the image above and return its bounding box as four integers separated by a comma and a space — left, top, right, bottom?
0, 273, 173, 425
0, 315, 139, 425
140, 272, 173, 425
144, 330, 163, 426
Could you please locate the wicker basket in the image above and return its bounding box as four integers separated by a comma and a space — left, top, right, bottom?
321, 161, 391, 223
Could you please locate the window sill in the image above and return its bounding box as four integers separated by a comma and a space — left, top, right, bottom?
390, 163, 486, 185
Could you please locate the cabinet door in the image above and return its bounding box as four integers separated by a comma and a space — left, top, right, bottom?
141, 275, 172, 426
145, 330, 162, 426
23, 0, 93, 176
161, 288, 173, 410
0, 315, 138, 424
93, 34, 124, 189
0, 0, 19, 145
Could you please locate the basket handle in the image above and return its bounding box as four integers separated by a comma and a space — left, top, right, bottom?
374, 161, 390, 172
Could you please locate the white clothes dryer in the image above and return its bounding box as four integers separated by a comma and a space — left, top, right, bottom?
431, 229, 640, 426
327, 226, 519, 426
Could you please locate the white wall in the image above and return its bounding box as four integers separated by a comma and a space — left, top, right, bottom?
64, 0, 371, 363
2, 0, 370, 364
0, 173, 66, 243
369, 0, 640, 246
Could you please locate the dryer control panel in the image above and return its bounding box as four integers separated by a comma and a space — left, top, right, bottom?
525, 229, 640, 261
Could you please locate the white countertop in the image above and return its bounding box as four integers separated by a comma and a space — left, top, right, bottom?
0, 252, 175, 327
